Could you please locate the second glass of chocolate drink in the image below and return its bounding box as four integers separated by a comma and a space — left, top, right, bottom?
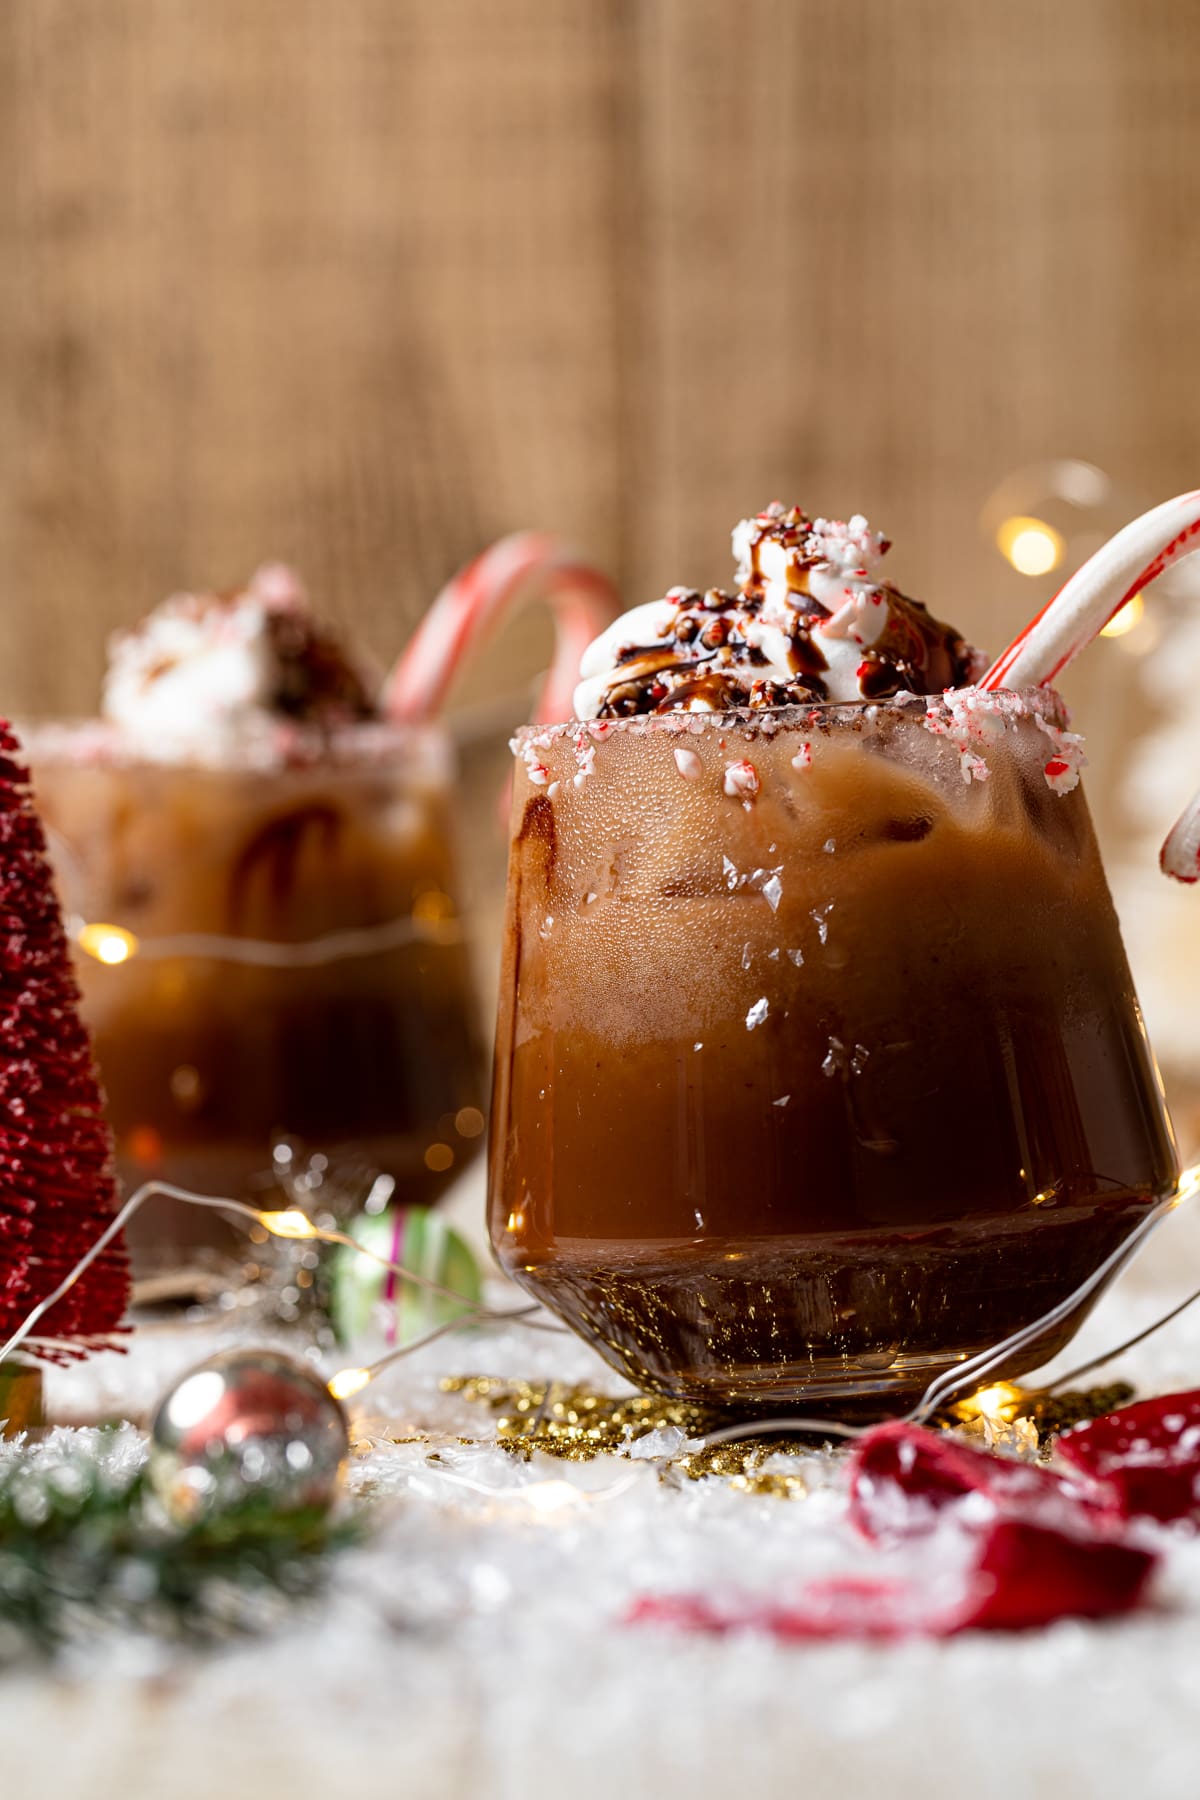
489, 506, 1179, 1410
26, 566, 483, 1265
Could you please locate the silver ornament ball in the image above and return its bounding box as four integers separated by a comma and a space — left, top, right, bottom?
149, 1347, 350, 1525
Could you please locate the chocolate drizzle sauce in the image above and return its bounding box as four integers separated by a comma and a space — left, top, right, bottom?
591, 505, 974, 719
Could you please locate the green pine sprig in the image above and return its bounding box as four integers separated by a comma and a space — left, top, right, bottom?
0, 1432, 361, 1661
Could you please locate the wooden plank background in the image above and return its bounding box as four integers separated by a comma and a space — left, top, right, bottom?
0, 0, 1197, 725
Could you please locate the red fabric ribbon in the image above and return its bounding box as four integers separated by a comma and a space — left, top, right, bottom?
627, 1400, 1200, 1642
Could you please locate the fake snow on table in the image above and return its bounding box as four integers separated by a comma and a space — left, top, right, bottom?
11, 1193, 1200, 1800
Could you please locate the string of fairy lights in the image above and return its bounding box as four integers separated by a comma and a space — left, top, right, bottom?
4, 1165, 1200, 1456
72, 908, 461, 971
0, 1180, 568, 1395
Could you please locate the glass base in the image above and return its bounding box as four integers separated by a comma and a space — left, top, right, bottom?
567, 1342, 1082, 1418
503, 1199, 1157, 1417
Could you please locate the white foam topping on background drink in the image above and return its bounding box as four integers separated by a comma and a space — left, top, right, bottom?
99, 564, 376, 765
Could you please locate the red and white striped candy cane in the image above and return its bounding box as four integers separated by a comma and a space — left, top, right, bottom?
981, 491, 1200, 882
385, 531, 619, 726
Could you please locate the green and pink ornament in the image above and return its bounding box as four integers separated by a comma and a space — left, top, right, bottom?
330, 1206, 481, 1347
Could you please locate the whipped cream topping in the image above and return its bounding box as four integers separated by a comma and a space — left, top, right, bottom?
574, 503, 978, 718
102, 564, 375, 763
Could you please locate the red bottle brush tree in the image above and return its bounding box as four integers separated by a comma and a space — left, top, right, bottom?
0, 725, 128, 1356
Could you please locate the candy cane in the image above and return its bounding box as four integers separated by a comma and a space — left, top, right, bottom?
1160, 797, 1200, 884
981, 491, 1200, 882
982, 491, 1200, 687
385, 532, 619, 726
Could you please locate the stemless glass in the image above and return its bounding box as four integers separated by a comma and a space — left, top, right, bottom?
488, 696, 1179, 1410
27, 720, 484, 1261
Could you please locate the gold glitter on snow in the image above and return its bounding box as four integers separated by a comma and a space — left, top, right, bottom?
443, 1377, 835, 1493
441, 1374, 1138, 1491
442, 1376, 713, 1459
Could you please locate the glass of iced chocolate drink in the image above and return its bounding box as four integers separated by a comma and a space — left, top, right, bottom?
26, 566, 483, 1265
488, 506, 1179, 1410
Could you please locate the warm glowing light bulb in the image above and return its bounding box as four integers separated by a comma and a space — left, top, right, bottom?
996, 517, 1064, 577
328, 1367, 372, 1401
961, 1381, 1023, 1423
78, 922, 139, 965
1100, 592, 1144, 638
258, 1207, 319, 1240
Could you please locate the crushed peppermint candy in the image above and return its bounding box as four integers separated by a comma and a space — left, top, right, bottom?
724, 759, 760, 802
922, 685, 1085, 794
509, 685, 1088, 813
573, 730, 597, 784
1033, 711, 1087, 794
806, 513, 891, 573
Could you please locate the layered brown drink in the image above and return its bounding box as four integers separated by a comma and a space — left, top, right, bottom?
26, 566, 482, 1263
489, 506, 1178, 1409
